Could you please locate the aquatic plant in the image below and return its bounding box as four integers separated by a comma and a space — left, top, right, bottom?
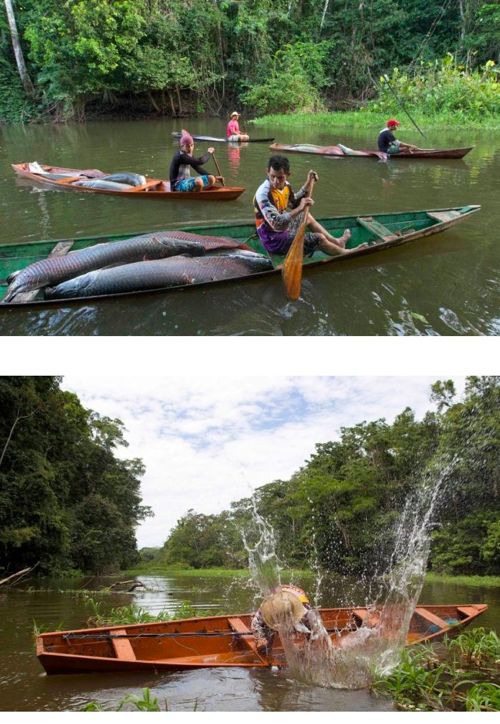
446, 627, 500, 668
83, 688, 164, 711
83, 594, 204, 626
372, 629, 500, 711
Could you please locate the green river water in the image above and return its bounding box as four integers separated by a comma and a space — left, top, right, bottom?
0, 119, 499, 335
0, 573, 497, 711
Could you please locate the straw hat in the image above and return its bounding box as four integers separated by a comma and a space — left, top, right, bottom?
260, 589, 307, 630
230, 111, 240, 118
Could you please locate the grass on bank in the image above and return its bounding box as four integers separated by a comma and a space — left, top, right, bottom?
251, 109, 500, 131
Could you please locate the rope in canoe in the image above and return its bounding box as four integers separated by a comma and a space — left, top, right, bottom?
61, 626, 346, 641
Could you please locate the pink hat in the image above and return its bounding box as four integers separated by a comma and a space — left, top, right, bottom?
180, 129, 194, 147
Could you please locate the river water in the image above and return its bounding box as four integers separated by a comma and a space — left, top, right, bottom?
0, 119, 499, 335
0, 573, 497, 711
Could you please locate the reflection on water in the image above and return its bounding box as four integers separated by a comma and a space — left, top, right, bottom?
0, 119, 499, 335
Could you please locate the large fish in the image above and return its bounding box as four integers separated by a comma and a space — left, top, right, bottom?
45, 251, 273, 299
4, 231, 248, 303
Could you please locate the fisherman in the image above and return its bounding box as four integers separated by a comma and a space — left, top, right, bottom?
251, 584, 317, 653
226, 111, 249, 142
169, 129, 222, 191
253, 155, 353, 256
377, 119, 420, 158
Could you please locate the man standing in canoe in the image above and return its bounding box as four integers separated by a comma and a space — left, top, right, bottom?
254, 155, 352, 256
169, 129, 222, 191
377, 119, 420, 158
251, 584, 317, 653
226, 111, 249, 142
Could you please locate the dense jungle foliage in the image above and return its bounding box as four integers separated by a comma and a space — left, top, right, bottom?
159, 377, 500, 576
0, 377, 151, 575
1, 0, 499, 122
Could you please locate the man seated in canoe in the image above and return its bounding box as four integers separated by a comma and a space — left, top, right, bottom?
226, 111, 249, 142
251, 584, 317, 653
169, 129, 223, 191
254, 156, 352, 256
377, 119, 420, 158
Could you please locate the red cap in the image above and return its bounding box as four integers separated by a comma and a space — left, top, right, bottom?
387, 119, 400, 128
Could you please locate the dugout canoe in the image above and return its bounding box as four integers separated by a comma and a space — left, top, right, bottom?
12, 162, 245, 200
172, 132, 274, 143
36, 603, 487, 675
0, 204, 480, 307
269, 143, 473, 159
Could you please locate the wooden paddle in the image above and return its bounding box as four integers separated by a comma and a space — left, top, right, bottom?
282, 178, 315, 301
211, 151, 225, 187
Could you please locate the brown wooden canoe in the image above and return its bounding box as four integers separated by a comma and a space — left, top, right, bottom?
12, 163, 245, 200
269, 143, 473, 159
36, 603, 487, 675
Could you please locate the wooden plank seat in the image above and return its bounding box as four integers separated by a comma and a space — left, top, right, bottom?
457, 605, 481, 618
110, 629, 136, 661
356, 216, 399, 242
414, 607, 450, 630
12, 239, 74, 302
426, 210, 461, 223
227, 617, 264, 660
353, 609, 380, 627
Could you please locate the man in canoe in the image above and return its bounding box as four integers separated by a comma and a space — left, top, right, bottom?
226, 111, 249, 142
169, 129, 223, 191
254, 156, 352, 256
251, 584, 317, 653
377, 119, 420, 158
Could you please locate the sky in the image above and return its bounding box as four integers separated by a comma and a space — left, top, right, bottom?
61, 375, 466, 549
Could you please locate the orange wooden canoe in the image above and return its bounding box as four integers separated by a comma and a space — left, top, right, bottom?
36, 603, 487, 675
12, 163, 245, 201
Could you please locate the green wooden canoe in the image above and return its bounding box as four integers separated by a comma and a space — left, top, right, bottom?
0, 205, 480, 307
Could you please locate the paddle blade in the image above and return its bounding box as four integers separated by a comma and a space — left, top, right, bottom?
282, 225, 305, 300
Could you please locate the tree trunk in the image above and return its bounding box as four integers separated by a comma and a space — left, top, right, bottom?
3, 0, 35, 97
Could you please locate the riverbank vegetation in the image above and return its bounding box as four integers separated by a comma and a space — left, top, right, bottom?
1, 1, 499, 124
1, 377, 498, 581
372, 628, 500, 711
0, 377, 151, 576
158, 376, 499, 577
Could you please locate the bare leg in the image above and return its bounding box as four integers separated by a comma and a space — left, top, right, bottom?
307, 214, 351, 248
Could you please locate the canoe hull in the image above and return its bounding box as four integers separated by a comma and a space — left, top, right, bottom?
0, 205, 481, 307
172, 133, 275, 143
36, 603, 487, 675
12, 163, 245, 200
269, 143, 473, 159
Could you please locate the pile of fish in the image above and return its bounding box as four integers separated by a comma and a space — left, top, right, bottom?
4, 230, 272, 302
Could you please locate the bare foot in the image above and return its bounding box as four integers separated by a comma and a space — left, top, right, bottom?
334, 228, 351, 248
345, 242, 369, 253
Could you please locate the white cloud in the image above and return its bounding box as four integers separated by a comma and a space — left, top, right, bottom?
60, 375, 465, 547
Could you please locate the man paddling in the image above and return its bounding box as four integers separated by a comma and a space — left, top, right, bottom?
254, 155, 353, 257
251, 584, 317, 653
377, 119, 420, 159
169, 129, 223, 191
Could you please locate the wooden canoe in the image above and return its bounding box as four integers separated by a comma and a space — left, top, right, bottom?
12, 163, 245, 200
0, 205, 480, 307
36, 603, 488, 675
172, 132, 274, 143
269, 143, 473, 159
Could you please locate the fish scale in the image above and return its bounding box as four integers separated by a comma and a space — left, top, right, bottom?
4, 231, 246, 303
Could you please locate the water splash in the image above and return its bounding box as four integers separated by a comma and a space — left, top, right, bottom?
241, 496, 282, 597
242, 458, 454, 688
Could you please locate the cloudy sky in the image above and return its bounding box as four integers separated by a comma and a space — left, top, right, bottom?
60, 375, 465, 548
